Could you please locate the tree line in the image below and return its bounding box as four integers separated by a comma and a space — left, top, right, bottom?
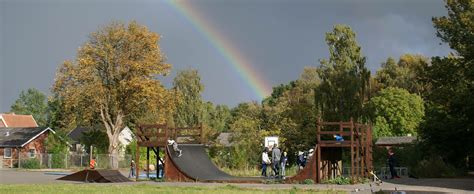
8, 0, 473, 174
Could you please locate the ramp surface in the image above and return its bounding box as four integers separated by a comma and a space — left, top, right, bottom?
57, 169, 130, 183
167, 144, 261, 182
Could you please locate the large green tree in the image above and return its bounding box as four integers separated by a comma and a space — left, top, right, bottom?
316, 25, 371, 122
368, 87, 425, 138
173, 69, 204, 127
419, 0, 474, 167
52, 21, 174, 168
375, 54, 430, 95
10, 88, 48, 126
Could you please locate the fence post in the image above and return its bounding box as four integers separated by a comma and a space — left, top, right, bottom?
48, 154, 51, 168
18, 149, 21, 169
39, 153, 43, 168
80, 154, 83, 168
65, 153, 68, 169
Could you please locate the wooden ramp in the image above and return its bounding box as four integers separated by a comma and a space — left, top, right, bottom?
57, 169, 130, 183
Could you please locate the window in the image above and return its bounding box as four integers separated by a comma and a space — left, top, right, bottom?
28, 149, 36, 158
4, 148, 12, 158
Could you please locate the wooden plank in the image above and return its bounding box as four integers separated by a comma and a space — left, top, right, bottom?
320, 121, 352, 125
318, 131, 352, 135
138, 141, 166, 147
136, 131, 166, 137
139, 124, 167, 129
318, 143, 352, 148
318, 140, 351, 144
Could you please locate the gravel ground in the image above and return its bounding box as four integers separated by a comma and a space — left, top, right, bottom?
1, 169, 473, 193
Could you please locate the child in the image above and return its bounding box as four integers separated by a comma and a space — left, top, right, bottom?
89, 156, 96, 169
280, 152, 288, 178
297, 151, 305, 170
128, 159, 136, 178
261, 147, 271, 177
168, 139, 182, 157
333, 134, 344, 141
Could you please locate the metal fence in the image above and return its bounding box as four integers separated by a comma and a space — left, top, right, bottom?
1, 153, 132, 169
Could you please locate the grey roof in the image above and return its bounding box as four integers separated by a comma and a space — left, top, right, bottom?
375, 136, 417, 146
0, 127, 54, 147
67, 127, 92, 144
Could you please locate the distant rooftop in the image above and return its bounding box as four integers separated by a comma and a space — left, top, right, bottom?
0, 113, 38, 128
0, 127, 53, 147
375, 136, 417, 146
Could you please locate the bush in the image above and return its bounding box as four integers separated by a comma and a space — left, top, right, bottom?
21, 159, 40, 169
411, 157, 461, 178
302, 179, 314, 184
321, 176, 351, 185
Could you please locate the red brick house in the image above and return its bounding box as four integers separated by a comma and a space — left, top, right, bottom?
0, 127, 54, 168
0, 113, 38, 128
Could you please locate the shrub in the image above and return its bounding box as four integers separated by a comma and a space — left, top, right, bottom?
321, 176, 351, 185
411, 157, 461, 178
21, 159, 40, 169
303, 179, 314, 184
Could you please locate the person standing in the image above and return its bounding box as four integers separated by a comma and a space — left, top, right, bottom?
280, 152, 288, 178
388, 149, 400, 179
128, 159, 136, 178
261, 147, 271, 177
272, 144, 281, 178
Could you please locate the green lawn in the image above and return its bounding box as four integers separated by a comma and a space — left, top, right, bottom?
0, 184, 341, 194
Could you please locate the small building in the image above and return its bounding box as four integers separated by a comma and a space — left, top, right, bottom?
375, 136, 417, 148
0, 127, 54, 168
0, 113, 38, 128
67, 126, 134, 155
67, 127, 92, 153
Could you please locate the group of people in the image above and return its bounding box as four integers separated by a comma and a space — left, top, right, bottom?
261, 144, 288, 179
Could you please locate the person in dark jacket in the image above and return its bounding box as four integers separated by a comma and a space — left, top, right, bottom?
271, 144, 281, 178
388, 149, 400, 179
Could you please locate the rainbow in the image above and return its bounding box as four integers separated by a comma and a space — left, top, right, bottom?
165, 0, 272, 100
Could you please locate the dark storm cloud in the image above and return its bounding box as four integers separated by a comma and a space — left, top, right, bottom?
0, 0, 451, 111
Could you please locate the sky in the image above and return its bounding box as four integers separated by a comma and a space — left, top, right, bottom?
0, 0, 451, 112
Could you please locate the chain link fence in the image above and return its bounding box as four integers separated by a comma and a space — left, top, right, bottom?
1, 152, 132, 169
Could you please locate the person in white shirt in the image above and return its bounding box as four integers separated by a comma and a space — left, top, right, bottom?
261, 147, 271, 177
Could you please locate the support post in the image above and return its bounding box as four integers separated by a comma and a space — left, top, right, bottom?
316, 117, 321, 183
18, 148, 21, 169
135, 141, 140, 181
156, 147, 160, 178
350, 120, 354, 179
146, 147, 150, 178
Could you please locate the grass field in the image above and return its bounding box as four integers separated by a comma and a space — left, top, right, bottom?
220, 166, 299, 177
0, 184, 341, 194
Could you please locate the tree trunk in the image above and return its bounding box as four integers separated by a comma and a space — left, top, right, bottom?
100, 107, 124, 169
108, 140, 120, 169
